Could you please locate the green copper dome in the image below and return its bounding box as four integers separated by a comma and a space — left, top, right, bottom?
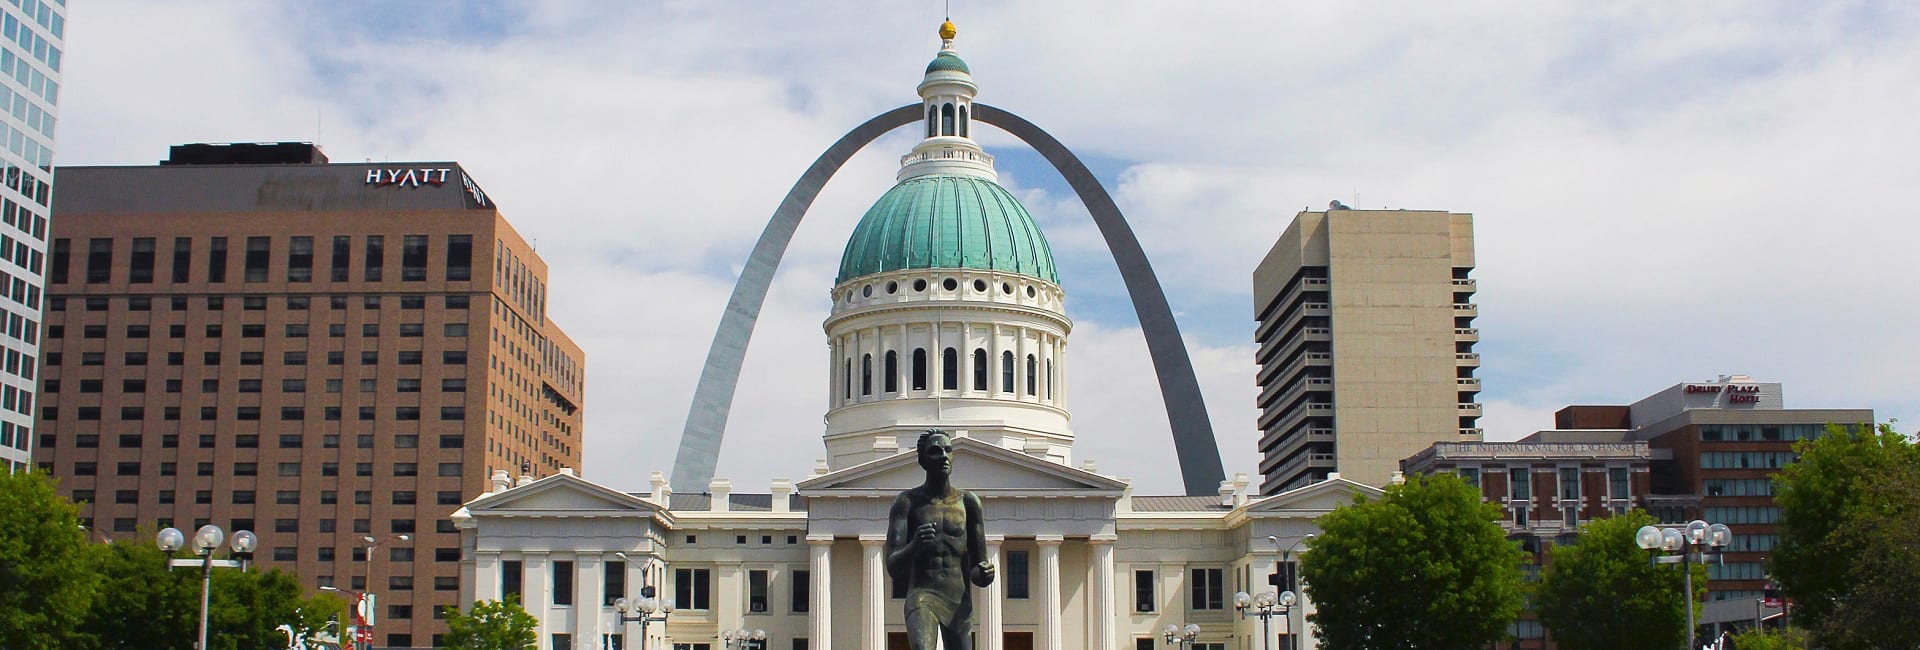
926, 51, 970, 74
837, 175, 1057, 285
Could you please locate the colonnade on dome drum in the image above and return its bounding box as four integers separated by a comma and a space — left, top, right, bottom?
670, 103, 1227, 496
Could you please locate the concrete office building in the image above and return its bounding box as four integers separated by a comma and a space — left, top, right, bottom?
35, 143, 584, 648
0, 0, 64, 471
1252, 207, 1480, 494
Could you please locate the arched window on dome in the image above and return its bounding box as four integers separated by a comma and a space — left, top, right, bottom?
843, 358, 852, 401
942, 103, 955, 137
927, 105, 937, 139
1046, 359, 1054, 399
972, 349, 987, 391
862, 354, 873, 396
1001, 351, 1015, 393
943, 348, 959, 390
912, 349, 928, 391
884, 351, 899, 393
958, 105, 969, 137
1025, 354, 1037, 396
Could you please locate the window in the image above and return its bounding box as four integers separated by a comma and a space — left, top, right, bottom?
1135, 569, 1156, 612
1006, 551, 1029, 599
1510, 467, 1531, 526
1190, 568, 1224, 610
402, 235, 428, 281
1001, 351, 1015, 393
130, 237, 155, 283
1609, 467, 1630, 501
243, 236, 270, 282
748, 569, 769, 612
791, 569, 809, 613
502, 561, 525, 600
883, 351, 898, 393
288, 236, 313, 282
331, 236, 350, 281
861, 354, 872, 396
1025, 354, 1036, 395
912, 349, 927, 391
86, 237, 112, 283
674, 568, 712, 610
364, 235, 384, 281
602, 563, 625, 609
49, 238, 68, 284
1459, 467, 1481, 489
972, 349, 987, 391
553, 560, 574, 605
1559, 467, 1580, 526
208, 237, 228, 282
447, 234, 473, 280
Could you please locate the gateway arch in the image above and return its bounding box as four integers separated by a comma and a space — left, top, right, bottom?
671, 103, 1226, 496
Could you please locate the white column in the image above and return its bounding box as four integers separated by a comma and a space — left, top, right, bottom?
1089, 536, 1116, 650
960, 323, 973, 396
809, 536, 834, 650
862, 536, 886, 650
978, 536, 1004, 650
1036, 536, 1063, 650
473, 551, 501, 604
577, 554, 604, 650
525, 553, 552, 649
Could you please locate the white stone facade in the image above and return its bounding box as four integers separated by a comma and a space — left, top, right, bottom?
458, 456, 1373, 650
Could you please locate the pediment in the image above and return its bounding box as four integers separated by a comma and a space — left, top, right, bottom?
799, 437, 1128, 494
467, 473, 662, 515
1244, 477, 1382, 513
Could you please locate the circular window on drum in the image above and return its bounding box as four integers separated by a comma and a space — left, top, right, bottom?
914, 279, 928, 292
862, 284, 873, 298
886, 281, 898, 294
972, 279, 987, 292
1025, 285, 1037, 298
943, 278, 958, 291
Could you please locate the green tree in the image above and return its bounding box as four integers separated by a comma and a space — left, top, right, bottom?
1536, 511, 1705, 650
1301, 473, 1524, 649
205, 567, 345, 650
1772, 421, 1920, 648
0, 470, 101, 649
443, 597, 539, 650
1808, 452, 1920, 649
79, 539, 198, 649
1727, 626, 1810, 650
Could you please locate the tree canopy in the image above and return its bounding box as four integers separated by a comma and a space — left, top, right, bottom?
443, 597, 539, 650
1773, 422, 1920, 649
0, 470, 101, 649
1301, 473, 1525, 649
1536, 510, 1704, 650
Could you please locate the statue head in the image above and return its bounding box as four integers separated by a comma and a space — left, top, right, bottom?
917, 429, 953, 478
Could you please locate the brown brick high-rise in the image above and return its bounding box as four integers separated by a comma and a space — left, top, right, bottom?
35, 143, 585, 649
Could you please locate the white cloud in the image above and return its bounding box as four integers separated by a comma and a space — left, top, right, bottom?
53, 2, 1920, 494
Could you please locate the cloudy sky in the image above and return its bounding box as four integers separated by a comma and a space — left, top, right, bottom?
55, 2, 1919, 495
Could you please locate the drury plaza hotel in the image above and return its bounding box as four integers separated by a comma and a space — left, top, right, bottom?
35, 143, 584, 647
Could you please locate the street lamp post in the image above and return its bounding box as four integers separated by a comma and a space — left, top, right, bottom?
1162, 623, 1202, 648
1234, 590, 1297, 650
1637, 519, 1732, 650
157, 524, 257, 650
1266, 533, 1314, 650
319, 586, 375, 650
721, 627, 767, 649
353, 534, 410, 650
612, 592, 673, 650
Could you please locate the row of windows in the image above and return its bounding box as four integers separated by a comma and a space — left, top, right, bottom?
53, 234, 476, 286
2, 192, 48, 244
49, 433, 463, 451
66, 460, 463, 478
842, 348, 1053, 399
1700, 423, 1832, 442
50, 404, 469, 423
50, 321, 468, 340
80, 517, 458, 541
49, 376, 466, 395
47, 349, 469, 367
1704, 478, 1776, 497
1708, 561, 1769, 581
1700, 452, 1797, 470
1703, 506, 1781, 525
0, 419, 24, 451
76, 486, 468, 508
49, 293, 472, 312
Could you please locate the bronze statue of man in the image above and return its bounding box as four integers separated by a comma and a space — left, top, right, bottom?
887, 430, 995, 649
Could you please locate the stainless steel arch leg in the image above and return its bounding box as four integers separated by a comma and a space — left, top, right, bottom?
672, 103, 1226, 496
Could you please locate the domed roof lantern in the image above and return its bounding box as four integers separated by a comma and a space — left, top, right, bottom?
906, 19, 990, 182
